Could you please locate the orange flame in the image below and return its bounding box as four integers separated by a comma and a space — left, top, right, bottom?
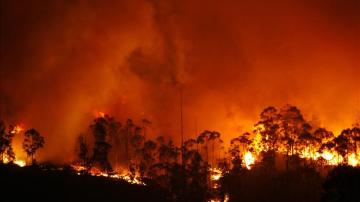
11, 125, 23, 134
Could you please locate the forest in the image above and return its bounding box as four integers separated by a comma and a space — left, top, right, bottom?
1, 104, 360, 202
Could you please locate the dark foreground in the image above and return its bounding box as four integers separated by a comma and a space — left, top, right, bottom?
0, 164, 169, 202
1, 163, 360, 202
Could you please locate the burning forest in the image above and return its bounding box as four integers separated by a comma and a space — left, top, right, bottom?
1, 105, 360, 201
1, 0, 360, 202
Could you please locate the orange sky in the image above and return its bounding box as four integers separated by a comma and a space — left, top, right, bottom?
1, 0, 359, 162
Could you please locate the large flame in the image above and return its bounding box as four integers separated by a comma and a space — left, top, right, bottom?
243, 151, 255, 169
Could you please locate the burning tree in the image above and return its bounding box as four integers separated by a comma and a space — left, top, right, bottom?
23, 128, 44, 164
0, 121, 16, 162
256, 106, 281, 152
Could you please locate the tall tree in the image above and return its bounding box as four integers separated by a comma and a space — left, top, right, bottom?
197, 130, 221, 166
278, 105, 310, 170
123, 119, 135, 166
333, 129, 354, 163
350, 127, 360, 158
256, 106, 280, 152
90, 117, 112, 171
77, 135, 89, 168
23, 128, 44, 164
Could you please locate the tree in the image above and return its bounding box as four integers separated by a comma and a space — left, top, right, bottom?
197, 130, 221, 166
228, 137, 242, 171
238, 132, 252, 153
122, 119, 135, 166
23, 128, 44, 164
314, 128, 334, 162
278, 105, 311, 170
90, 117, 112, 171
256, 106, 280, 152
140, 140, 157, 178
105, 115, 122, 167
297, 123, 317, 158
314, 128, 334, 143
333, 129, 354, 163
0, 122, 15, 162
77, 135, 89, 168
141, 118, 152, 138
350, 127, 360, 158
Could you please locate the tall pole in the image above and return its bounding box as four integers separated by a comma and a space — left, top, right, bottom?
180, 86, 184, 166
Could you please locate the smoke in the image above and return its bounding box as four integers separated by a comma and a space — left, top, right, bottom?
0, 0, 359, 162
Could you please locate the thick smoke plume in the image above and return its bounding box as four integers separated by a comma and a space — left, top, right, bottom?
1, 0, 359, 162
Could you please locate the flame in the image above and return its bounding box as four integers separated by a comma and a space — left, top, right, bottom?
11, 125, 23, 134
71, 165, 145, 185
243, 151, 255, 169
252, 124, 264, 153
3, 156, 26, 167
348, 153, 359, 167
14, 159, 26, 167
243, 123, 360, 168
210, 168, 223, 181
321, 150, 334, 161
95, 111, 105, 118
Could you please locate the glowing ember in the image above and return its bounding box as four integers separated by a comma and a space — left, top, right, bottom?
210, 168, 223, 181
243, 151, 255, 169
71, 165, 145, 185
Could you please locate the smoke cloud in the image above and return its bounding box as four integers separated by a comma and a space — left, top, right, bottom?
1, 0, 359, 162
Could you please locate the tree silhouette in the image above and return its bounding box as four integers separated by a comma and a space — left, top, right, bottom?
229, 137, 242, 171
238, 132, 252, 153
256, 106, 280, 151
139, 140, 157, 178
141, 118, 151, 139
105, 115, 121, 167
279, 105, 310, 170
333, 129, 353, 163
77, 135, 89, 168
197, 130, 221, 166
23, 128, 44, 164
123, 119, 135, 166
90, 117, 112, 171
297, 123, 317, 159
350, 127, 360, 159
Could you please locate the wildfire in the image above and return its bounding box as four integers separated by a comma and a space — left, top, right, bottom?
241, 123, 360, 169
243, 151, 255, 169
